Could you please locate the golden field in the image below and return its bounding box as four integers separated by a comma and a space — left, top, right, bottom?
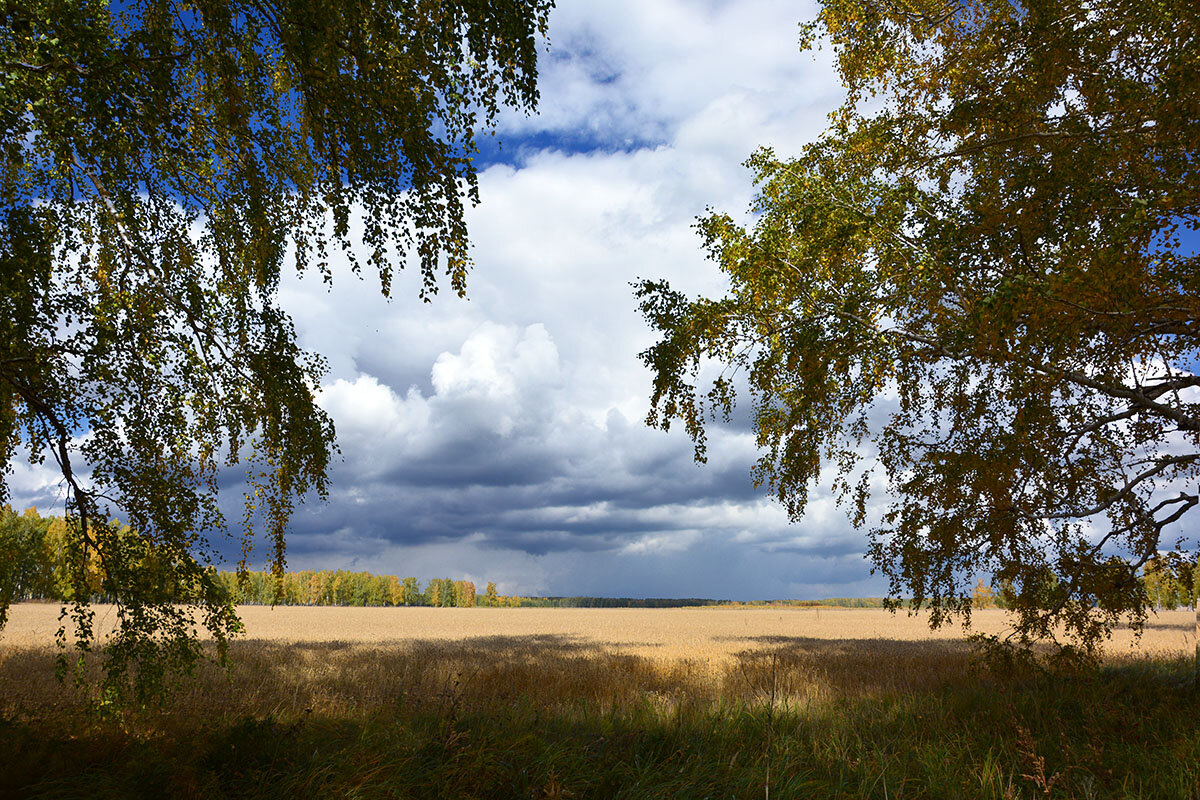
1, 602, 1195, 662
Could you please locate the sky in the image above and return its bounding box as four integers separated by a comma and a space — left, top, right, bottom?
6, 0, 879, 600
260, 0, 876, 600
13, 0, 1191, 600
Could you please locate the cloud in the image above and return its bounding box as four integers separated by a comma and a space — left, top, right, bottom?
491, 0, 842, 157
224, 0, 885, 597
9, 0, 893, 599
262, 313, 885, 599
4, 447, 70, 514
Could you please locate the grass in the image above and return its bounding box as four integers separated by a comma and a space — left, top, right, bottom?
1, 608, 1198, 799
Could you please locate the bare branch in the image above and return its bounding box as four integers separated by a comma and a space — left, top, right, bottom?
929, 123, 1161, 162
1041, 454, 1199, 520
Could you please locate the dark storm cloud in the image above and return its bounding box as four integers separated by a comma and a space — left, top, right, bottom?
225, 314, 882, 587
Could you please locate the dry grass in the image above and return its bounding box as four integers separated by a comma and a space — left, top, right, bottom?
0, 603, 1193, 724
0, 628, 988, 726
1, 604, 1197, 798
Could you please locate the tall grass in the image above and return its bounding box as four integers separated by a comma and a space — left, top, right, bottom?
1, 634, 1197, 798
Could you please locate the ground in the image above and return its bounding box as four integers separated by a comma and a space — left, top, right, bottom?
1, 604, 1197, 798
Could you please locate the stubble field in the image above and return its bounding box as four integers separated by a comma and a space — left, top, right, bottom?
3, 602, 1197, 660
1, 604, 1198, 798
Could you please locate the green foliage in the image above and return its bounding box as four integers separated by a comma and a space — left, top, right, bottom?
0, 506, 55, 623
424, 577, 455, 608
636, 0, 1200, 654
219, 569, 432, 607
401, 576, 421, 606
0, 0, 553, 701
1142, 554, 1195, 611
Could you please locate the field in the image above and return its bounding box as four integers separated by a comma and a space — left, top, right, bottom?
1, 604, 1198, 799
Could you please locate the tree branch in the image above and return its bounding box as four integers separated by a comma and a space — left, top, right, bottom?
929, 122, 1160, 162
1040, 454, 1198, 520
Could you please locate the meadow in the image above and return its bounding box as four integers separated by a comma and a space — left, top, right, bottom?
1, 604, 1197, 799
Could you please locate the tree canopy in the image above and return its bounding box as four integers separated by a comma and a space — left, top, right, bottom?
637, 0, 1199, 654
0, 0, 552, 699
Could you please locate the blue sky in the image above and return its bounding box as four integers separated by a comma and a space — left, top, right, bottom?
10, 0, 1194, 600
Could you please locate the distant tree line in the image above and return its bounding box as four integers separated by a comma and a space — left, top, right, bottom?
213, 571, 493, 608
711, 598, 902, 609
1, 506, 130, 611
524, 597, 715, 608
3, 507, 1193, 612
0, 507, 516, 609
